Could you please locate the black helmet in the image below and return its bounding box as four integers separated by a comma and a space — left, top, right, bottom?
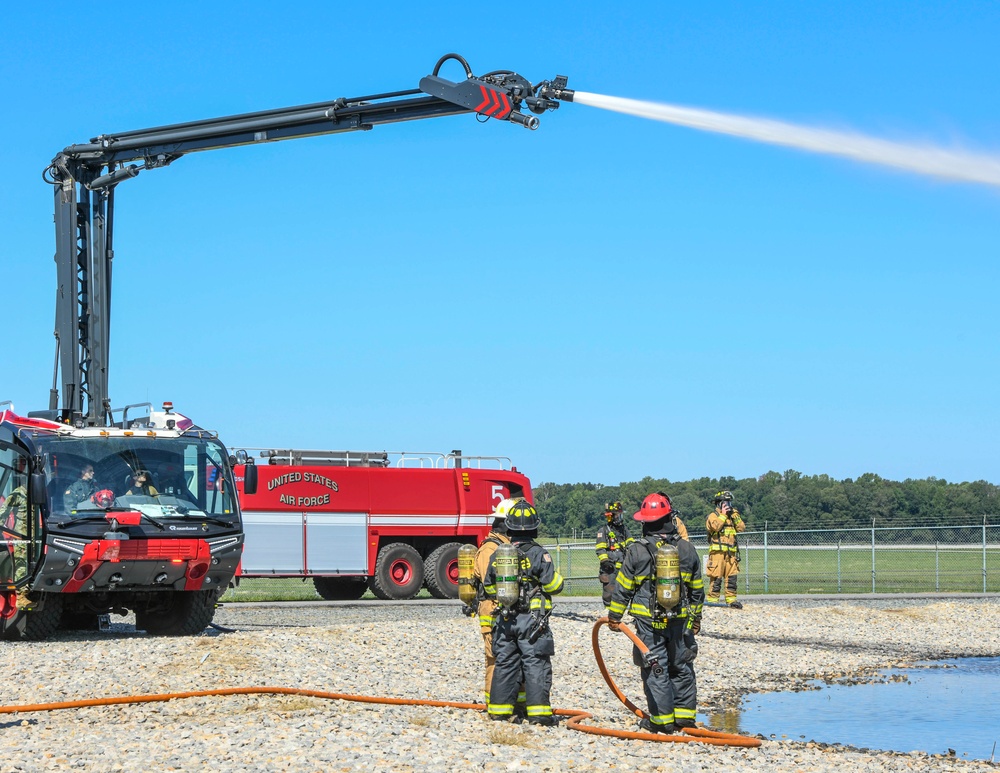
506, 499, 540, 532
713, 490, 734, 504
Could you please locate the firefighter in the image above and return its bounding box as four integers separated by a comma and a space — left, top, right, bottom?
473, 498, 521, 708
124, 469, 159, 497
64, 464, 98, 508
595, 501, 634, 607
705, 490, 746, 608
484, 499, 564, 725
607, 492, 705, 734
1, 456, 33, 608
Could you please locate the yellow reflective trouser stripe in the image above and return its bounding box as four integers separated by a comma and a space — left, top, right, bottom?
650, 712, 675, 725
488, 703, 514, 715
675, 707, 696, 720
526, 705, 552, 717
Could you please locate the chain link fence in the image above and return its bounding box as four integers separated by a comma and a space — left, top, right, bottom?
543, 520, 1000, 596
219, 520, 1000, 601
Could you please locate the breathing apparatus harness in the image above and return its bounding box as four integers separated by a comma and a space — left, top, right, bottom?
458, 533, 506, 617
629, 533, 688, 676
492, 540, 551, 644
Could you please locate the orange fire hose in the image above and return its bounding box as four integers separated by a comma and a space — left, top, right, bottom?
0, 617, 760, 748
589, 616, 761, 746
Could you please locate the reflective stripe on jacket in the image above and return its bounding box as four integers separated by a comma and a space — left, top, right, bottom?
609, 531, 705, 622
474, 532, 508, 630
706, 508, 745, 553
484, 539, 564, 613
595, 520, 633, 566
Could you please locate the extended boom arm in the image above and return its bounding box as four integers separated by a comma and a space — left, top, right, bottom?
43, 53, 572, 426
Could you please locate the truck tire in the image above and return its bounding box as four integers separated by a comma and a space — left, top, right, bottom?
136, 591, 217, 636
313, 576, 369, 601
4, 593, 64, 641
12, 593, 63, 641
424, 542, 463, 599
368, 543, 424, 600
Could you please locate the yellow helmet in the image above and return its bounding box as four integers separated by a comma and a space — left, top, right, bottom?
493, 497, 518, 521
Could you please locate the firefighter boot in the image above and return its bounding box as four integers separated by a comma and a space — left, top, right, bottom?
729, 601, 744, 610
15, 588, 35, 611
674, 718, 698, 729
639, 718, 677, 735
528, 715, 557, 727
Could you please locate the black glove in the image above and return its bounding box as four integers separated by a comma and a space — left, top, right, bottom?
599, 560, 615, 575
607, 615, 622, 632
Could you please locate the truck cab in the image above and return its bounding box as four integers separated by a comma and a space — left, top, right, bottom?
0, 404, 246, 639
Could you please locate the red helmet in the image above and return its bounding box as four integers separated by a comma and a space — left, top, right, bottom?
633, 492, 673, 522
91, 489, 115, 508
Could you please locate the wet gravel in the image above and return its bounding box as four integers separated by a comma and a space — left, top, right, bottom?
1, 596, 998, 771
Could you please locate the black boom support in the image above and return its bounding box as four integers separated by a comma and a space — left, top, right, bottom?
43, 53, 571, 426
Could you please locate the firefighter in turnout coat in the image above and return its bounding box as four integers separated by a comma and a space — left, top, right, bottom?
607, 492, 705, 734
705, 490, 746, 608
473, 498, 518, 706
484, 499, 565, 725
595, 501, 634, 607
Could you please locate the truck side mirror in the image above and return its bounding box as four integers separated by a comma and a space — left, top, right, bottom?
30, 472, 47, 503
243, 462, 258, 495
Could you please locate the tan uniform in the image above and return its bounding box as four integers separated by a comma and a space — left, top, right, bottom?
473, 530, 510, 702
705, 507, 745, 604
674, 516, 689, 541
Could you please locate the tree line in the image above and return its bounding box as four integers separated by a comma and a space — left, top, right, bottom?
532, 471, 1000, 537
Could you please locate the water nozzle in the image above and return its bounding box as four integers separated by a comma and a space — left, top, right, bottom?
537, 75, 574, 105
509, 112, 540, 130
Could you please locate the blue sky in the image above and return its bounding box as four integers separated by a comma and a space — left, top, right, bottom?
2, 2, 997, 486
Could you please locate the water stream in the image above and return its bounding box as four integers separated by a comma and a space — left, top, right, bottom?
706, 656, 1000, 761
573, 91, 1000, 189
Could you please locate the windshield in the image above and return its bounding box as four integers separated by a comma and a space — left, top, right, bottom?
33, 434, 238, 520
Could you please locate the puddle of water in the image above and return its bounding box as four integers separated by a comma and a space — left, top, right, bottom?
712, 656, 1000, 761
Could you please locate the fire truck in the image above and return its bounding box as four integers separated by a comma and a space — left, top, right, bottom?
235, 449, 532, 600
0, 401, 253, 640
3, 55, 571, 639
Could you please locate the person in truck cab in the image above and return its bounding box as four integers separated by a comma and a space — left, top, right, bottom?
125, 469, 159, 498
65, 464, 98, 507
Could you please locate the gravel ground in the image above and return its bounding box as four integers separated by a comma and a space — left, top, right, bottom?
1, 596, 998, 772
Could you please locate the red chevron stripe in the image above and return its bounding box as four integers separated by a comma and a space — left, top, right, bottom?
486, 89, 502, 117
475, 86, 492, 113
496, 92, 511, 119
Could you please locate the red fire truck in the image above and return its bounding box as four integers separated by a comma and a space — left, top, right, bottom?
234, 449, 532, 601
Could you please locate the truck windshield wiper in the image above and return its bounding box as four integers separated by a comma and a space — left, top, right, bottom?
168, 506, 234, 527
55, 514, 110, 528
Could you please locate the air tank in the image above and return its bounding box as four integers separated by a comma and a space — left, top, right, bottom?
493, 542, 521, 608
655, 542, 681, 610
457, 544, 478, 606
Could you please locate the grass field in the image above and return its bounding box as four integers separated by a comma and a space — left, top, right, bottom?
218, 543, 1000, 602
